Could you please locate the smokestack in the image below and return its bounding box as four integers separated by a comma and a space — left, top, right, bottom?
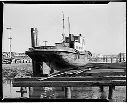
31, 28, 38, 48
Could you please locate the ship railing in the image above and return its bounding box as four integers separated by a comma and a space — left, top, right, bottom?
35, 46, 56, 49
29, 46, 56, 50
89, 57, 126, 63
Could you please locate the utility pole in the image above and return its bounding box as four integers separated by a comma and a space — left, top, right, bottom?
68, 17, 70, 34
43, 41, 48, 46
7, 27, 12, 58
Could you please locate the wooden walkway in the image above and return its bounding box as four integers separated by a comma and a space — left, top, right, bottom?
13, 77, 126, 87
13, 70, 126, 87
12, 67, 126, 100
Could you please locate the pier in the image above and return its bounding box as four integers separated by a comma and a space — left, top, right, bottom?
12, 64, 126, 101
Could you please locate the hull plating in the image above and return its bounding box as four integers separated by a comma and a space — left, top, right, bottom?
26, 49, 89, 71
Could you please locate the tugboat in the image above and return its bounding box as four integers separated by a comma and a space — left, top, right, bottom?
25, 16, 92, 76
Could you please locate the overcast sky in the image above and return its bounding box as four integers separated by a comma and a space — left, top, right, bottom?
3, 3, 126, 55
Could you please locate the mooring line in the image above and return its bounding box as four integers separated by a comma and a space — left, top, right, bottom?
38, 67, 90, 81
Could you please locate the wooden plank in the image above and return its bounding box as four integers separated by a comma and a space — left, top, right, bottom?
87, 62, 126, 69
13, 80, 126, 87
79, 72, 126, 77
86, 69, 124, 72
48, 69, 125, 77
14, 76, 126, 81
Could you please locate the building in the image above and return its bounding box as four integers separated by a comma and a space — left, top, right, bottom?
2, 52, 32, 64
117, 53, 126, 62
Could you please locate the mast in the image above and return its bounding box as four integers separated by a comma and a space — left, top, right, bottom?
68, 17, 70, 34
62, 11, 65, 35
62, 11, 65, 42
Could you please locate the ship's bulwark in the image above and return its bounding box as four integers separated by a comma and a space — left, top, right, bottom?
25, 50, 89, 71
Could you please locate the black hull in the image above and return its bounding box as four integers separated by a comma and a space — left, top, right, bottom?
26, 49, 89, 71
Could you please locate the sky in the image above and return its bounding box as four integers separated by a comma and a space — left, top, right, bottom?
3, 3, 126, 55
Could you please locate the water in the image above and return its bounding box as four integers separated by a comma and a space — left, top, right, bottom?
3, 79, 126, 101
3, 79, 21, 98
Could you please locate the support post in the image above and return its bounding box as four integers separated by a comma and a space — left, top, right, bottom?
106, 57, 108, 62
116, 57, 118, 63
111, 58, 112, 63
16, 87, 27, 97
103, 57, 105, 62
64, 87, 71, 99
123, 54, 125, 62
99, 86, 107, 99
32, 60, 43, 77
108, 86, 114, 100
100, 86, 104, 92
21, 87, 24, 97
119, 53, 121, 62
